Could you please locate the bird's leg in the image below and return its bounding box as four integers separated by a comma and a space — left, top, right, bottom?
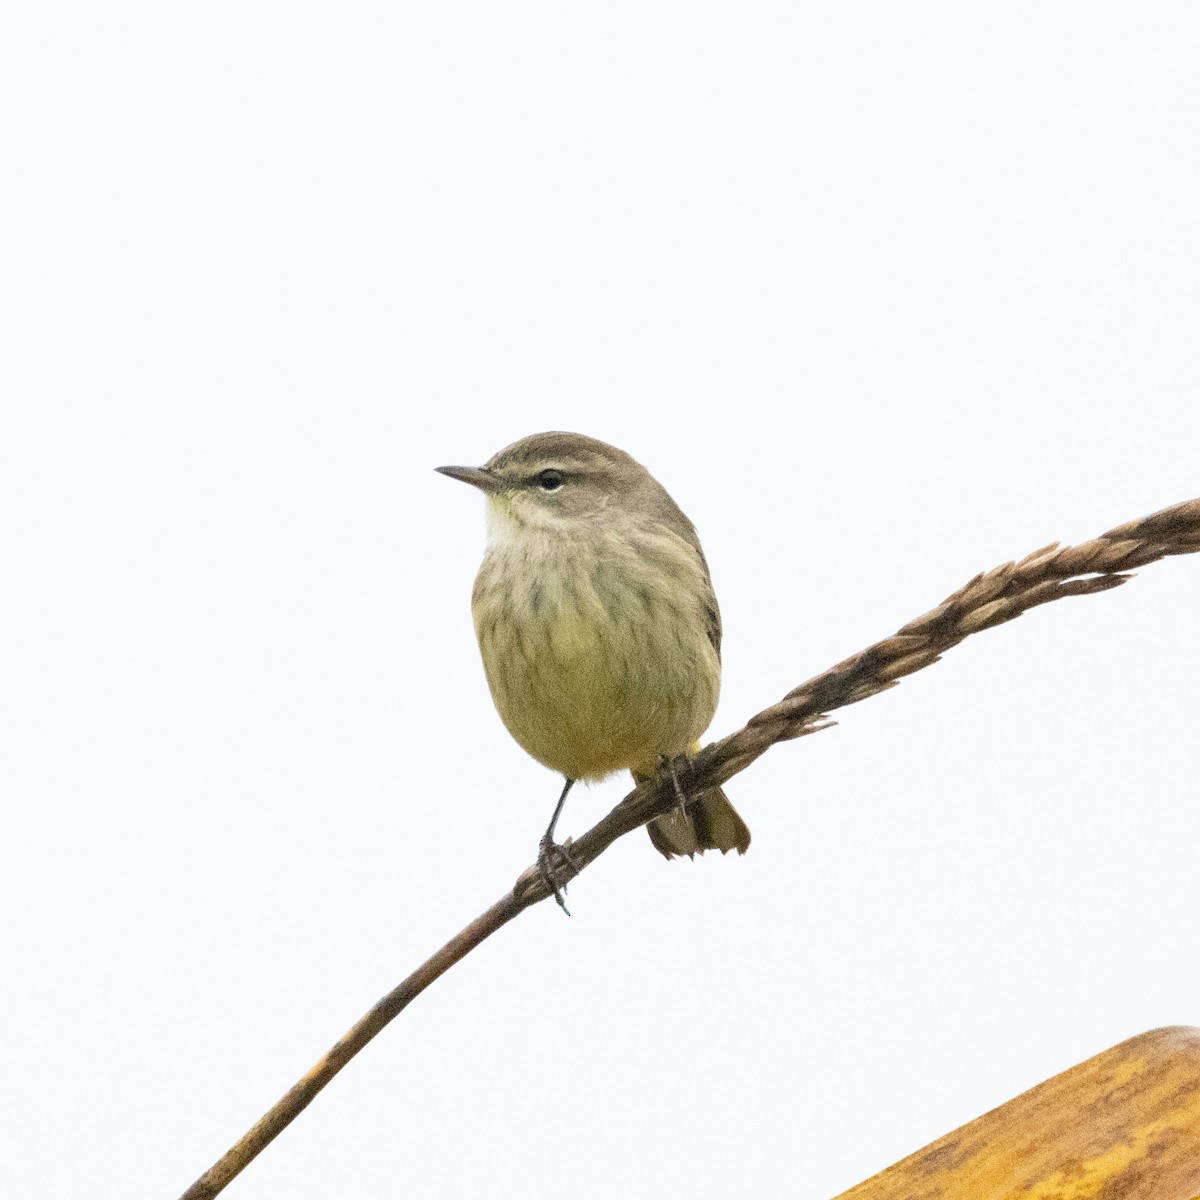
661, 753, 689, 815
543, 776, 574, 844
537, 777, 580, 915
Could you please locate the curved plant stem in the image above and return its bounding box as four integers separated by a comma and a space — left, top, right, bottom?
180, 495, 1200, 1199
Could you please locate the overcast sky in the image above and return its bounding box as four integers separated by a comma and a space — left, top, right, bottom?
3, 5, 1199, 1198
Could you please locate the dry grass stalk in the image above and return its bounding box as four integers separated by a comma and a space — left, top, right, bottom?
735, 496, 1200, 730
180, 495, 1200, 1200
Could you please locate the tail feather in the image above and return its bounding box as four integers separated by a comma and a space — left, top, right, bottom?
647, 786, 751, 860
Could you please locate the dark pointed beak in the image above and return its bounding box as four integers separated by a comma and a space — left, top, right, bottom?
435, 464, 503, 493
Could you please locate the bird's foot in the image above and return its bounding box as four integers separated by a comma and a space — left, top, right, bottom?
537, 834, 580, 916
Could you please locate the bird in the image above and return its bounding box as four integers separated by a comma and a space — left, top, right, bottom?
437, 432, 749, 910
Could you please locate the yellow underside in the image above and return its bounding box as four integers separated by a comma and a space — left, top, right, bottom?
473, 549, 720, 781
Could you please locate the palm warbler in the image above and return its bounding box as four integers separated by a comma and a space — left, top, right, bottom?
438, 432, 749, 906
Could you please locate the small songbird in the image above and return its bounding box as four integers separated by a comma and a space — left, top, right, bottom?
437, 432, 749, 909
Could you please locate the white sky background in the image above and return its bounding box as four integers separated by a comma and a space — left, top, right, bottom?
2, 4, 1199, 1197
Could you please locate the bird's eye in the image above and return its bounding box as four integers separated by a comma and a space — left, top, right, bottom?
535, 469, 565, 491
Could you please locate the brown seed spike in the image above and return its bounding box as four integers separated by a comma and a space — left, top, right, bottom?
1103, 497, 1200, 540
873, 634, 929, 660
1058, 574, 1131, 597
878, 649, 943, 681
1015, 549, 1063, 582
959, 568, 1014, 609
1020, 580, 1072, 610
941, 584, 975, 606
958, 598, 1015, 634
748, 696, 815, 726
897, 604, 952, 636
1052, 543, 1103, 574
1114, 542, 1169, 570
1016, 541, 1061, 568
777, 718, 838, 743
1095, 538, 1142, 567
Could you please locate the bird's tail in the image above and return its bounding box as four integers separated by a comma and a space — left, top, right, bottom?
638, 744, 751, 860
646, 784, 751, 859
